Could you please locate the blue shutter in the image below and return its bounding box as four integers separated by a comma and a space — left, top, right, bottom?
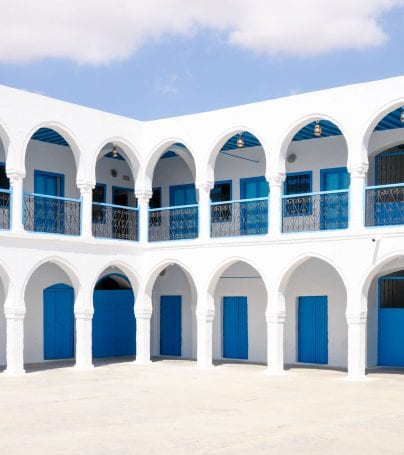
223, 296, 248, 359
160, 295, 182, 356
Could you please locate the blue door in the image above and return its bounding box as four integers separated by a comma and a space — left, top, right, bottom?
160, 295, 182, 356
240, 177, 269, 235
223, 296, 248, 359
43, 283, 74, 360
378, 276, 404, 366
320, 167, 350, 230
34, 170, 65, 233
169, 184, 198, 239
298, 296, 328, 364
92, 289, 136, 358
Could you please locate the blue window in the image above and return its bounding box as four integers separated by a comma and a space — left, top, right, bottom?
284, 171, 312, 217
149, 187, 162, 226
210, 180, 232, 223
320, 167, 350, 230
169, 184, 198, 239
0, 163, 10, 190
239, 176, 269, 235
92, 183, 106, 223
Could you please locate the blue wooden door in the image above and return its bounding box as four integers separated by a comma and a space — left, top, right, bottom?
92, 289, 136, 358
169, 184, 198, 239
378, 277, 404, 366
240, 177, 269, 235
34, 170, 64, 233
223, 296, 248, 359
298, 296, 328, 364
320, 168, 350, 230
160, 295, 182, 356
43, 283, 74, 360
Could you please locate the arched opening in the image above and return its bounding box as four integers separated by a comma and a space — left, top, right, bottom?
92, 269, 136, 361
150, 264, 197, 359
148, 143, 198, 241
0, 268, 8, 370
365, 107, 404, 227
282, 257, 347, 369
282, 119, 349, 233
24, 262, 77, 368
23, 127, 81, 235
93, 143, 139, 241
211, 260, 267, 364
0, 129, 10, 231
210, 131, 269, 238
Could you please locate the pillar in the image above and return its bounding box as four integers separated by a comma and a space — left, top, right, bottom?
196, 183, 213, 241
78, 183, 94, 239
134, 306, 152, 365
135, 190, 152, 244
348, 164, 368, 232
4, 305, 26, 375
265, 309, 286, 375
346, 311, 367, 380
74, 286, 94, 370
268, 173, 285, 238
7, 170, 25, 233
196, 305, 215, 369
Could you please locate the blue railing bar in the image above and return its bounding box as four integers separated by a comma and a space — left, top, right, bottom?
281, 189, 349, 199
92, 201, 139, 211
24, 192, 81, 203
0, 188, 11, 194
366, 183, 404, 190
149, 204, 199, 213
210, 196, 268, 206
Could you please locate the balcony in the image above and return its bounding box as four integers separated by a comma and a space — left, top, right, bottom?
365, 183, 404, 227
23, 192, 81, 235
0, 188, 11, 230
282, 190, 349, 233
210, 197, 268, 238
148, 204, 199, 241
92, 202, 139, 241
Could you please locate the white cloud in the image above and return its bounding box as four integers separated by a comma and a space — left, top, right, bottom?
0, 0, 403, 64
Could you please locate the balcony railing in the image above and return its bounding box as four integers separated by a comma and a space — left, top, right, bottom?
282, 190, 349, 233
365, 183, 404, 227
92, 202, 139, 241
23, 192, 81, 235
148, 204, 199, 241
0, 188, 11, 230
210, 197, 268, 237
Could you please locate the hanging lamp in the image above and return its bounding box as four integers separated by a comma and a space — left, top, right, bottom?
314, 120, 322, 137
236, 133, 244, 148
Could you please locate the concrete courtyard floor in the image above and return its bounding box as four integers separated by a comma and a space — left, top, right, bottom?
1, 359, 404, 454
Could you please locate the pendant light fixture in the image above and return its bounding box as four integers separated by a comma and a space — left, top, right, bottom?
236, 132, 244, 148
111, 144, 119, 158
400, 107, 404, 124
314, 120, 322, 137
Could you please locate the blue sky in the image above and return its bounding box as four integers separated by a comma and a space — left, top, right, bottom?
0, 2, 403, 120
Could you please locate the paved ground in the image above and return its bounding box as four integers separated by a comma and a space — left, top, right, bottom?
0, 359, 404, 454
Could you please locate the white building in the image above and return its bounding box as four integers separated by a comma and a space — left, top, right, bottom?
0, 76, 403, 379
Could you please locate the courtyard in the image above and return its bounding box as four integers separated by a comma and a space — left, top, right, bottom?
0, 360, 403, 454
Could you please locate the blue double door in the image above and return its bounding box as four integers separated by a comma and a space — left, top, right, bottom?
43, 284, 74, 360
298, 296, 328, 364
320, 168, 350, 230
169, 184, 198, 239
160, 295, 182, 356
240, 177, 269, 235
223, 296, 248, 359
92, 289, 136, 358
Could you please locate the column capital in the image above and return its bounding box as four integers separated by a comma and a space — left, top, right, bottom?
196, 307, 215, 322
4, 306, 26, 319
267, 173, 285, 186
265, 310, 286, 324
346, 311, 367, 324
348, 163, 368, 178
6, 169, 25, 183
135, 189, 153, 202
74, 307, 94, 320
196, 181, 214, 192
134, 307, 153, 319
77, 181, 95, 193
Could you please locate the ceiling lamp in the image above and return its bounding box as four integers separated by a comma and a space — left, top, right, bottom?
236, 133, 244, 148
314, 120, 322, 137
400, 107, 404, 124
111, 145, 119, 158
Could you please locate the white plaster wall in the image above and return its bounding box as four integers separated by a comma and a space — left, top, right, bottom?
0, 282, 5, 366
151, 265, 196, 359
284, 258, 347, 368
367, 278, 379, 367
24, 264, 74, 364
213, 262, 267, 363
0, 141, 6, 163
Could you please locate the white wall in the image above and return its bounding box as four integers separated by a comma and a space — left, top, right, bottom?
24, 264, 74, 364
151, 265, 196, 359
0, 282, 5, 366
284, 258, 347, 368
367, 278, 379, 367
213, 262, 267, 363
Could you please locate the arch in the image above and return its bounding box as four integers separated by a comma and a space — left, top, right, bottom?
91, 136, 142, 189
142, 138, 198, 192
278, 113, 349, 171
206, 126, 269, 184
0, 118, 11, 159
0, 259, 10, 297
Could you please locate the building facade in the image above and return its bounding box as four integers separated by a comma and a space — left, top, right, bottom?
0, 76, 403, 379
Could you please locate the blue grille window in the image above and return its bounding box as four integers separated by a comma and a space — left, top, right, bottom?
284, 172, 312, 216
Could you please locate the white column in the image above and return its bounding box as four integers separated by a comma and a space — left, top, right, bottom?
265, 310, 286, 375
268, 173, 285, 238
134, 307, 152, 365
346, 311, 367, 380
348, 164, 368, 232
196, 183, 213, 241
8, 171, 25, 233
4, 306, 26, 375
78, 183, 94, 239
196, 306, 215, 369
135, 190, 152, 244
74, 307, 94, 370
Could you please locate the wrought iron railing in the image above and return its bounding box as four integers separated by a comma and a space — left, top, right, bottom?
92, 202, 139, 241
282, 190, 349, 233
211, 197, 268, 237
0, 188, 11, 230
148, 204, 199, 241
23, 192, 81, 235
365, 183, 404, 227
